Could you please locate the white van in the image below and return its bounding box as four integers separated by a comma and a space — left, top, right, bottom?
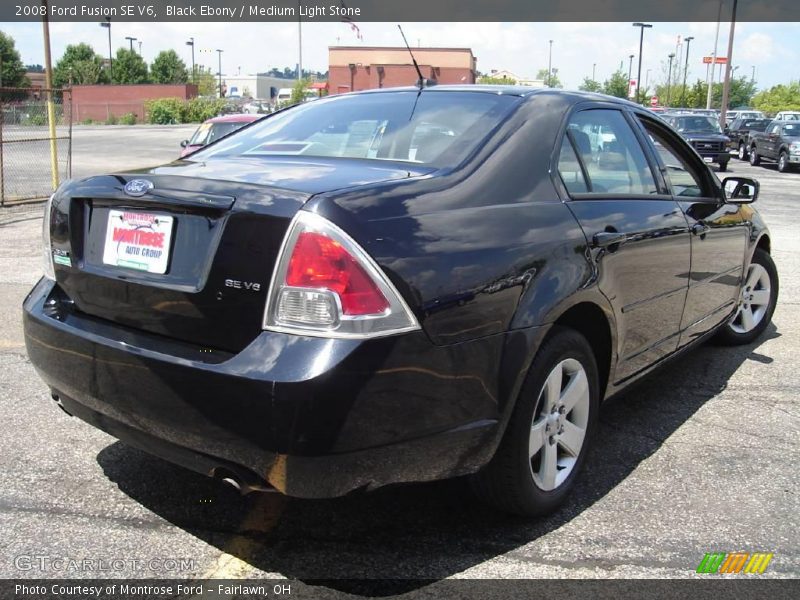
276, 88, 293, 105
775, 111, 800, 121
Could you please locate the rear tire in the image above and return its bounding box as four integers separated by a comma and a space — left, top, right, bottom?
749, 147, 761, 166
738, 142, 748, 161
718, 160, 728, 172
471, 326, 599, 516
714, 248, 778, 346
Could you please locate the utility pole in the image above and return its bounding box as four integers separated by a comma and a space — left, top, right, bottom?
632, 22, 652, 105
99, 19, 112, 81
41, 0, 59, 190
720, 0, 738, 129
706, 0, 723, 109
666, 53, 675, 106
547, 40, 553, 87
681, 36, 694, 106
216, 49, 223, 98
628, 54, 635, 97
592, 63, 596, 81
186, 38, 195, 84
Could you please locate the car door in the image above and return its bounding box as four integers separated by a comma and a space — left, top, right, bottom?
634, 113, 749, 347
764, 122, 782, 158
556, 107, 691, 382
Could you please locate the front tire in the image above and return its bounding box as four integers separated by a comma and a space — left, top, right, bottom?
749, 147, 761, 166
471, 327, 599, 516
714, 248, 778, 346
778, 150, 790, 173
718, 160, 728, 172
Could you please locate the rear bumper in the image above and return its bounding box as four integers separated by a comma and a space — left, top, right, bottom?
23, 278, 508, 498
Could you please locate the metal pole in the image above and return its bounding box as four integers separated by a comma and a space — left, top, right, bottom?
216, 49, 223, 97
681, 36, 694, 106
666, 54, 675, 107
298, 1, 303, 80
720, 0, 738, 129
633, 23, 652, 105
628, 54, 634, 84
706, 0, 723, 109
548, 40, 553, 87
592, 63, 596, 81
42, 0, 59, 191
107, 23, 112, 79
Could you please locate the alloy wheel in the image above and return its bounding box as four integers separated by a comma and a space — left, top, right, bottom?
730, 263, 771, 334
529, 358, 590, 491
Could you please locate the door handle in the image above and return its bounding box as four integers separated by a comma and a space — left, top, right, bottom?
691, 222, 711, 236
592, 231, 627, 248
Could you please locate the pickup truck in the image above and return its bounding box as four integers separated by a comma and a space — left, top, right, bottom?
749, 120, 800, 172
725, 117, 772, 160
662, 113, 731, 171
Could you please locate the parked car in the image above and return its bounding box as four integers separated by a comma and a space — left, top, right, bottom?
662, 113, 732, 171
726, 109, 765, 125
179, 113, 261, 157
748, 120, 800, 172
243, 100, 270, 114
26, 88, 778, 516
774, 111, 800, 121
725, 117, 772, 160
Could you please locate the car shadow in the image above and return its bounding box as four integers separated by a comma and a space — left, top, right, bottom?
96, 325, 779, 595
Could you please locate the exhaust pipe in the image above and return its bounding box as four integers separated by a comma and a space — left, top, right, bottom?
213, 468, 277, 495
51, 393, 73, 417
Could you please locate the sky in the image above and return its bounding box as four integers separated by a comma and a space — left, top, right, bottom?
3, 20, 799, 91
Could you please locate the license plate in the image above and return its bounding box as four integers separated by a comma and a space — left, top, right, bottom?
102, 210, 173, 274
703, 157, 714, 163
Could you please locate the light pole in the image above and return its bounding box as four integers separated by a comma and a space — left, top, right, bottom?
646, 68, 651, 90
99, 18, 112, 81
720, 0, 739, 128
666, 53, 676, 106
681, 36, 694, 107
186, 38, 195, 83
628, 54, 634, 86
137, 40, 142, 55
592, 63, 596, 81
751, 65, 756, 84
216, 49, 223, 98
125, 36, 136, 52
632, 22, 652, 104
707, 0, 724, 109
547, 40, 553, 87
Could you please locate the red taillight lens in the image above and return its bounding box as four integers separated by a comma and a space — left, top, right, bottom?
285, 231, 389, 315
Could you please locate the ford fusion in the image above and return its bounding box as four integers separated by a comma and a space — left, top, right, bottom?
24, 87, 778, 516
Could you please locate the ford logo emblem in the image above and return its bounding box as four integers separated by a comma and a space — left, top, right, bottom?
124, 179, 153, 197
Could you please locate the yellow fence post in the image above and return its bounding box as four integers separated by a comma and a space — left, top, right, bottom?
41, 0, 59, 191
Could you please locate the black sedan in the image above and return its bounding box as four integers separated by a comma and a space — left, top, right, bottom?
24, 87, 778, 516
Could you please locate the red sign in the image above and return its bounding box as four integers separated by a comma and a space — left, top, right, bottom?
702, 56, 728, 64
650, 96, 659, 107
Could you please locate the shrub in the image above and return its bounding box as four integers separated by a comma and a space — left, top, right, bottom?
82, 118, 94, 125
118, 112, 137, 125
24, 113, 48, 126
144, 97, 184, 124
145, 97, 226, 124
105, 114, 118, 125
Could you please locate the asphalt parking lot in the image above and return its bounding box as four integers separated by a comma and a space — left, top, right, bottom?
0, 130, 798, 592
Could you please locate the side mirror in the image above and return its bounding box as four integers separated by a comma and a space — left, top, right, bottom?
723, 176, 759, 204
180, 140, 189, 148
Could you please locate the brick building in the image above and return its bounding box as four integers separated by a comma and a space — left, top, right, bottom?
328, 46, 476, 95
71, 84, 198, 123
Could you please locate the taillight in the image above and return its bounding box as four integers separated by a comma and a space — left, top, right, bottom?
264, 211, 419, 339
42, 194, 55, 280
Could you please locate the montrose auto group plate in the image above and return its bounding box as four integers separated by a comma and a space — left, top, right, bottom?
102, 210, 173, 274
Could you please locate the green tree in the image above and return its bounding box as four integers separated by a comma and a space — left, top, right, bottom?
603, 70, 629, 99
578, 77, 602, 93
536, 68, 562, 88
194, 65, 218, 96
53, 43, 107, 87
26, 63, 45, 73
150, 50, 188, 84
289, 77, 311, 106
0, 31, 30, 89
752, 81, 800, 114
478, 75, 517, 85
111, 48, 149, 84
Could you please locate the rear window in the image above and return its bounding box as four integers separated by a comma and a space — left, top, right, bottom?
190, 91, 521, 165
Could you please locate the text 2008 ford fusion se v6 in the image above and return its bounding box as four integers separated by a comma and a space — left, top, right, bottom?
24, 87, 778, 516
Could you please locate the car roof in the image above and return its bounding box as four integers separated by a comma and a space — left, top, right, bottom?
205, 113, 261, 124
347, 84, 645, 108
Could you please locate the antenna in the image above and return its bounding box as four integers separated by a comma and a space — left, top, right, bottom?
397, 25, 434, 88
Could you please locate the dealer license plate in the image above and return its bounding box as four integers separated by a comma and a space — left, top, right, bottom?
102, 210, 173, 274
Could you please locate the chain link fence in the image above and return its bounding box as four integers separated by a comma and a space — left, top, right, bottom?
1, 87, 72, 206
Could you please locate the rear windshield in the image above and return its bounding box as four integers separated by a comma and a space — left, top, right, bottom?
671, 116, 721, 134
190, 91, 521, 165
189, 122, 248, 146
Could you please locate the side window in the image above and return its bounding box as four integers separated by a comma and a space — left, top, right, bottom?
557, 137, 588, 193
768, 123, 780, 134
560, 109, 658, 195
639, 119, 710, 198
